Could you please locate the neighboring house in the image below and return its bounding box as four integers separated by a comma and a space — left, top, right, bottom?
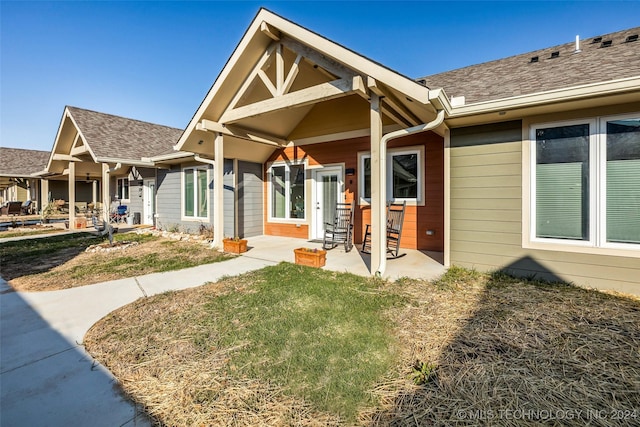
41, 106, 184, 228
0, 147, 50, 212
173, 9, 639, 294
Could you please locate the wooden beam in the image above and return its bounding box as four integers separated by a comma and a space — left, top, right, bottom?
53, 153, 83, 162
198, 119, 287, 146
227, 44, 276, 110
260, 21, 280, 41
282, 54, 302, 95
279, 36, 356, 80
368, 77, 420, 126
370, 93, 383, 275
70, 144, 90, 156
258, 69, 278, 97
276, 44, 284, 95
213, 133, 225, 248
220, 75, 366, 124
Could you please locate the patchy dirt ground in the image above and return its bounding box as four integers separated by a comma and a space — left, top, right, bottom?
4, 236, 230, 292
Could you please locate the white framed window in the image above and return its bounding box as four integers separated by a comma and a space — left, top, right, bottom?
183, 166, 209, 220
268, 161, 306, 221
528, 113, 640, 253
116, 177, 129, 201
358, 146, 424, 204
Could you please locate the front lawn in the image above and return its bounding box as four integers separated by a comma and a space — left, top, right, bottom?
85, 265, 640, 426
0, 232, 231, 291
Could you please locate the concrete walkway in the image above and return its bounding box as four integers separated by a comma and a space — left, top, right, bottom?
1, 233, 445, 426
0, 256, 276, 427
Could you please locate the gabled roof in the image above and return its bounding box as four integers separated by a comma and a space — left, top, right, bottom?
420, 27, 640, 105
0, 147, 50, 177
66, 106, 182, 159
176, 8, 444, 154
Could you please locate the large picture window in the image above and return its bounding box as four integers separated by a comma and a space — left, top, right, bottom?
269, 162, 306, 220
359, 147, 423, 203
116, 177, 129, 200
183, 166, 208, 219
530, 113, 640, 249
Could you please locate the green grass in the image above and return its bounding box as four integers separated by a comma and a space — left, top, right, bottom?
204, 263, 403, 421
0, 228, 63, 239
0, 232, 100, 260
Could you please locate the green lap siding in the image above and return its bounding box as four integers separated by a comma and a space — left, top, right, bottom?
449, 120, 640, 294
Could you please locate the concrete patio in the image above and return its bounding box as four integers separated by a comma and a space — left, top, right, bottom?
240, 235, 446, 282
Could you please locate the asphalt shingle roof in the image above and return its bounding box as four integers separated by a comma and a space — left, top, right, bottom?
420, 27, 640, 105
0, 147, 50, 176
67, 106, 183, 160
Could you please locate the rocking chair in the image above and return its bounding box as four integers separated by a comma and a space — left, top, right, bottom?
361, 201, 406, 258
322, 201, 355, 252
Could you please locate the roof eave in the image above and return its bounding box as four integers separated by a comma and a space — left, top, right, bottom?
447, 76, 640, 118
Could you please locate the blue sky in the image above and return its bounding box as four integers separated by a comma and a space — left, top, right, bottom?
2, 1, 639, 151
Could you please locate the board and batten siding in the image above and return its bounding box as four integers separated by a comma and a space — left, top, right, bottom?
449, 120, 640, 294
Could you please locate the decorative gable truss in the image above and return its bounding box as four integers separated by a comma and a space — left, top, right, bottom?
216, 27, 420, 130
220, 34, 366, 125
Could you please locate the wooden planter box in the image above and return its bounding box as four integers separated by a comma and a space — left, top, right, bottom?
294, 248, 326, 268
223, 238, 248, 254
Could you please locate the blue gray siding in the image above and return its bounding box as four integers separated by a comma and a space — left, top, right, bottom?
237, 161, 263, 237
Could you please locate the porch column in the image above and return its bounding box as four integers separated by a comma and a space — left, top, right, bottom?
101, 163, 110, 223
68, 161, 76, 230
213, 133, 225, 248
92, 179, 98, 207
370, 92, 384, 274
40, 179, 49, 213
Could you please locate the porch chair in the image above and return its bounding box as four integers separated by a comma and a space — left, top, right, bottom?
361, 201, 406, 259
322, 200, 355, 252
110, 205, 128, 224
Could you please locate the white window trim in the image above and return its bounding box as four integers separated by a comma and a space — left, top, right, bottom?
358, 145, 425, 206
115, 177, 130, 203
267, 159, 308, 223
181, 165, 209, 221
523, 113, 640, 258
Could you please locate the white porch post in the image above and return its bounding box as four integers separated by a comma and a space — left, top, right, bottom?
40, 179, 49, 213
213, 133, 225, 248
92, 179, 98, 207
370, 92, 383, 274
101, 163, 110, 223
68, 161, 76, 229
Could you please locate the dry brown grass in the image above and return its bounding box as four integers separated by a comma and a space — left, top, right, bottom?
85, 267, 640, 426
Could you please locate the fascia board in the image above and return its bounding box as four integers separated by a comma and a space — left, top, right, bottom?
94, 156, 155, 167
448, 76, 640, 117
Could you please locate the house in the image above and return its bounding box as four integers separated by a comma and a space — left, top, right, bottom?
40, 106, 184, 228
0, 147, 50, 213
173, 9, 639, 294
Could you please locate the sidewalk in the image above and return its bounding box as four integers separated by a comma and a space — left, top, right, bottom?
0, 255, 276, 427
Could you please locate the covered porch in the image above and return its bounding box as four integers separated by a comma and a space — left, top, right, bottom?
176, 10, 452, 277
240, 235, 446, 281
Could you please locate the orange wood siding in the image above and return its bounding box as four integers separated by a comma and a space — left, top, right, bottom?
264, 133, 444, 251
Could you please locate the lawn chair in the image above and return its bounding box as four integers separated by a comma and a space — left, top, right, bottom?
20, 199, 32, 215
110, 205, 128, 223
361, 201, 406, 258
322, 201, 355, 252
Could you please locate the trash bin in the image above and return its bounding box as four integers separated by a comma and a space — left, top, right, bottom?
126, 215, 134, 225
133, 212, 141, 225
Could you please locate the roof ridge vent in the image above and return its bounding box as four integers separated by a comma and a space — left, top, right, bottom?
600, 40, 612, 48
626, 34, 639, 43
591, 36, 603, 44
550, 51, 560, 59
530, 56, 539, 63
